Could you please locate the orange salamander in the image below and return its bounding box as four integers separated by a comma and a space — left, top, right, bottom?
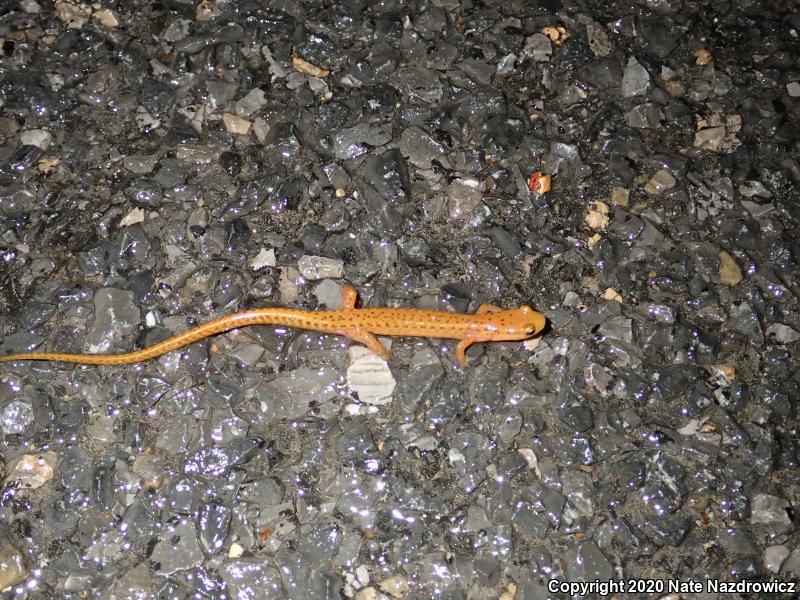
0, 284, 546, 367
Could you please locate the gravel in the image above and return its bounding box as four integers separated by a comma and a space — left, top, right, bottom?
1, 0, 799, 598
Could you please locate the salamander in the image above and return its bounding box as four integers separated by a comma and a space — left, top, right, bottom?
0, 284, 546, 367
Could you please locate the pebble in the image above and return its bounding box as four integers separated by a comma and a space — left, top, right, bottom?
644, 169, 677, 194
399, 126, 447, 169
621, 56, 651, 97
586, 21, 611, 56
718, 250, 743, 286
250, 247, 277, 269
149, 519, 204, 575
222, 113, 251, 135
522, 33, 552, 62
297, 255, 344, 280
234, 88, 267, 116
6, 452, 57, 489
585, 200, 610, 230
447, 178, 482, 220
347, 346, 396, 405
764, 545, 790, 573
0, 533, 28, 590
19, 129, 52, 149
86, 288, 140, 354
313, 279, 345, 309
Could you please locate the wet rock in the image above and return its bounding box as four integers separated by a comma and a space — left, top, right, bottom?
750, 493, 792, 527
150, 519, 204, 575
522, 33, 552, 62
86, 288, 140, 354
718, 250, 743, 286
621, 56, 651, 97
644, 169, 676, 194
5, 452, 57, 489
1, 400, 34, 435
565, 541, 613, 581
399, 126, 447, 169
0, 527, 28, 590
447, 178, 481, 220
347, 346, 396, 405
333, 123, 392, 159
361, 150, 412, 205
586, 22, 612, 57
247, 367, 341, 423
625, 103, 664, 129
297, 255, 343, 280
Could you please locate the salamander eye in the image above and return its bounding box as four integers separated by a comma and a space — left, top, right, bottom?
525, 325, 537, 335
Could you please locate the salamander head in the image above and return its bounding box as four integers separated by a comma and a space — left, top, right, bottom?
491, 305, 547, 341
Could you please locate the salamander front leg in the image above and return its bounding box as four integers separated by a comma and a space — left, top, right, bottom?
339, 284, 359, 310
476, 303, 503, 315
343, 328, 391, 361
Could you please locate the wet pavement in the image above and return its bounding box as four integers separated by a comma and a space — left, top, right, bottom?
1, 0, 799, 598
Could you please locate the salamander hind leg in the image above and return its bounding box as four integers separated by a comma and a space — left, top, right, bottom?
455, 338, 476, 367
343, 328, 391, 361
339, 284, 359, 310
476, 303, 503, 315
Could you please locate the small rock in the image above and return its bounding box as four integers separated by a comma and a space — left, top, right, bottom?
611, 187, 629, 206
764, 545, 790, 573
644, 169, 676, 194
313, 279, 344, 309
355, 588, 378, 600
222, 113, 251, 135
750, 493, 792, 527
522, 33, 552, 62
20, 0, 41, 13
132, 449, 166, 490
447, 178, 482, 220
624, 103, 663, 129
718, 250, 742, 286
621, 56, 651, 97
399, 126, 446, 170
250, 247, 276, 270
278, 267, 302, 304
150, 519, 204, 575
228, 542, 245, 558
196, 0, 222, 21
86, 288, 140, 354
766, 324, 800, 344
234, 88, 267, 117
602, 288, 623, 303
379, 575, 410, 598
694, 48, 712, 65
123, 154, 158, 174
738, 180, 771, 198
585, 201, 609, 230
292, 56, 330, 78
54, 0, 91, 29
119, 207, 146, 228
297, 255, 344, 280
586, 21, 611, 56
6, 452, 57, 489
19, 129, 52, 149
1, 401, 34, 435
694, 126, 727, 152
785, 81, 800, 97
0, 531, 28, 590
347, 346, 396, 405
93, 7, 119, 28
